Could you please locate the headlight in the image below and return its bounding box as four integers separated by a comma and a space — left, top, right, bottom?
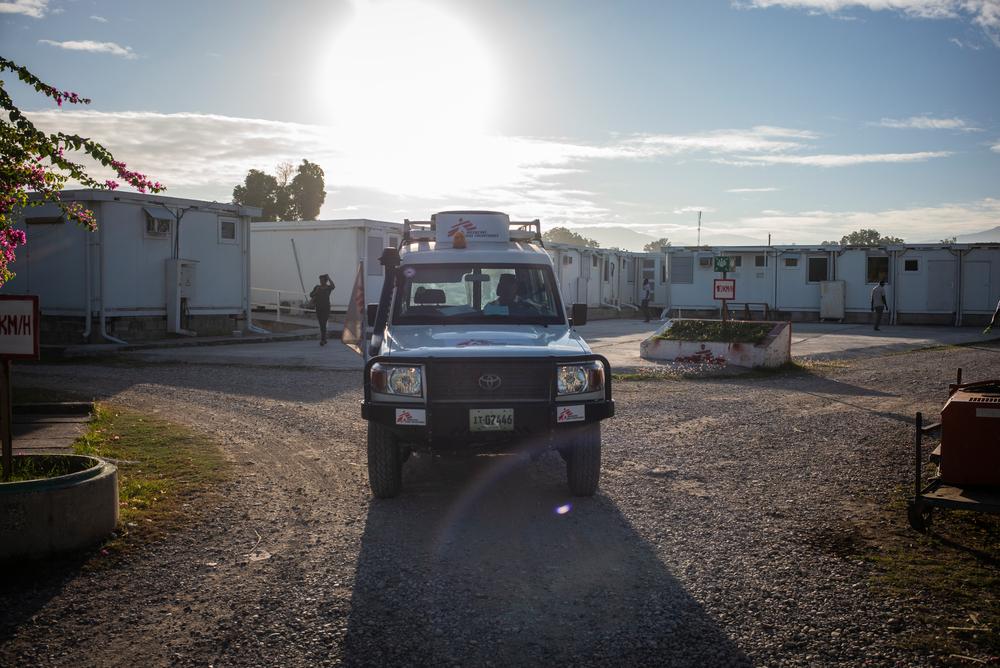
557, 361, 604, 395
371, 364, 423, 397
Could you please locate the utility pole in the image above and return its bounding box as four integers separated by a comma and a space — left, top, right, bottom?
697, 210, 702, 246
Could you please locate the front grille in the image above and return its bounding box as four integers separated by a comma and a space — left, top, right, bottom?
427, 361, 552, 401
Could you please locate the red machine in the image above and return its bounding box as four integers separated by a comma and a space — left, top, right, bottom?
940, 379, 1000, 486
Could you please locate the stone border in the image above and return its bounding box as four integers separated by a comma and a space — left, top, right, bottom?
639, 319, 792, 368
0, 455, 118, 560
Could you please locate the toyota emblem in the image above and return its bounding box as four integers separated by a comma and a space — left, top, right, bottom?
478, 373, 502, 391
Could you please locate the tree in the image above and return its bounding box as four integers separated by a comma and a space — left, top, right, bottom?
232, 169, 281, 221
542, 226, 599, 247
273, 161, 296, 220
290, 159, 326, 220
940, 236, 957, 244
821, 229, 904, 246
643, 237, 670, 252
0, 57, 163, 285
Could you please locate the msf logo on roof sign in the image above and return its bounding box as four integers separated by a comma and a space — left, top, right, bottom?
448, 218, 477, 237
446, 216, 503, 241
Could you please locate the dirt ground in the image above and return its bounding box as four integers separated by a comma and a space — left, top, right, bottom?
1, 343, 998, 667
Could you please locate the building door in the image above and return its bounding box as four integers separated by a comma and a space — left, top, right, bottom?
963, 261, 991, 311
927, 260, 954, 311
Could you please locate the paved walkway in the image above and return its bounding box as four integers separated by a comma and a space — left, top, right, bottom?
114, 318, 997, 371
11, 405, 93, 455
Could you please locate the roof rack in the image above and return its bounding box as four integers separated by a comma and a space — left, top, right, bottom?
401, 218, 545, 247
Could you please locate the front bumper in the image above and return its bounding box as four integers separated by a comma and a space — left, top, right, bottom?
361, 354, 614, 450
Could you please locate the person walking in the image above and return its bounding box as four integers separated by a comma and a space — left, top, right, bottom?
871, 279, 888, 331
640, 278, 654, 323
310, 274, 335, 345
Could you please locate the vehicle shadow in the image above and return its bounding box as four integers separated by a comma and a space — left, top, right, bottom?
341, 451, 749, 666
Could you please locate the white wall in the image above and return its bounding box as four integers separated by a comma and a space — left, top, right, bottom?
251, 221, 401, 310
5, 201, 89, 313
5, 198, 249, 316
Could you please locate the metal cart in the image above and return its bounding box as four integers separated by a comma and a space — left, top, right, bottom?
907, 369, 1000, 532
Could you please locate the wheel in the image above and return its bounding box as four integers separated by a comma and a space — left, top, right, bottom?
367, 422, 403, 498
563, 423, 602, 497
907, 501, 933, 532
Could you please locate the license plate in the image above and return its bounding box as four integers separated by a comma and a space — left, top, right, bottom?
469, 408, 514, 432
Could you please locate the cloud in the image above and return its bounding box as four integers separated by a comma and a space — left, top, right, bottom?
726, 186, 780, 192
739, 1, 1000, 46
627, 126, 818, 157
0, 0, 47, 18
674, 206, 716, 214
876, 115, 980, 131
21, 110, 964, 230
38, 39, 137, 59
89, 15, 108, 23
992, 142, 1000, 153
718, 150, 952, 166
734, 198, 1000, 243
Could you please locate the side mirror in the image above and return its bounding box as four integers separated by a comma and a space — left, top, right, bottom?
570, 303, 588, 327
366, 303, 379, 327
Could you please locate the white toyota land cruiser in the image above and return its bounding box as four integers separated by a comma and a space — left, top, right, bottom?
361, 211, 615, 498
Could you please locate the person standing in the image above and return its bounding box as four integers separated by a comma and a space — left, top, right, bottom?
310, 274, 335, 345
641, 278, 654, 323
871, 279, 888, 331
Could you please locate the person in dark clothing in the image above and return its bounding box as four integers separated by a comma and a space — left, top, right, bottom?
310, 274, 335, 345
640, 278, 654, 322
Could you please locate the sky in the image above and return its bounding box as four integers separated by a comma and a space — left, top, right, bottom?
2, 0, 999, 248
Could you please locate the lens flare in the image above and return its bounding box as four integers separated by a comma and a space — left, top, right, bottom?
556, 504, 572, 515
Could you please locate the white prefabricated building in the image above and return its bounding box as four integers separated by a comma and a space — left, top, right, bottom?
251, 219, 402, 313
2, 190, 260, 344
663, 244, 1000, 325
546, 243, 665, 311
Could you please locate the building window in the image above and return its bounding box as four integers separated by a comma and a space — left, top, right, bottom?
603, 259, 609, 281
866, 256, 889, 283
642, 258, 656, 283
755, 255, 766, 268
732, 256, 742, 268
807, 256, 828, 283
389, 235, 399, 249
592, 255, 599, 268
698, 255, 713, 269
904, 259, 919, 272
145, 217, 170, 238
670, 254, 694, 284
783, 256, 799, 269
562, 255, 573, 265
143, 206, 172, 239
219, 219, 238, 244
661, 262, 667, 283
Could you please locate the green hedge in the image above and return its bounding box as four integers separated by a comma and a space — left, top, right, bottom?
655, 320, 773, 344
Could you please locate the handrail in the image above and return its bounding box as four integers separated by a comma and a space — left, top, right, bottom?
250, 287, 316, 322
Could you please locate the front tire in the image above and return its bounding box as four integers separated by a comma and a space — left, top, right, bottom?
367, 422, 402, 498
564, 423, 601, 496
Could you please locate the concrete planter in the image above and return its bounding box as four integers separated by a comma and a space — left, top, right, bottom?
0, 455, 118, 560
640, 319, 792, 368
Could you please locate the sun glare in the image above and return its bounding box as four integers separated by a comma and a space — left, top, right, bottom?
325, 1, 499, 143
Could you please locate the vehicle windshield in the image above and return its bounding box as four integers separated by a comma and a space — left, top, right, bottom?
392, 263, 564, 325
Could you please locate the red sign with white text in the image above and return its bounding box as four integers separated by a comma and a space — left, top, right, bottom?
713, 279, 736, 301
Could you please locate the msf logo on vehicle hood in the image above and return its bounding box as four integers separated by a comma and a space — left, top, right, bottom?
478, 374, 502, 391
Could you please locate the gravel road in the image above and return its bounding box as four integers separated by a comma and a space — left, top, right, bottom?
2, 343, 998, 667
